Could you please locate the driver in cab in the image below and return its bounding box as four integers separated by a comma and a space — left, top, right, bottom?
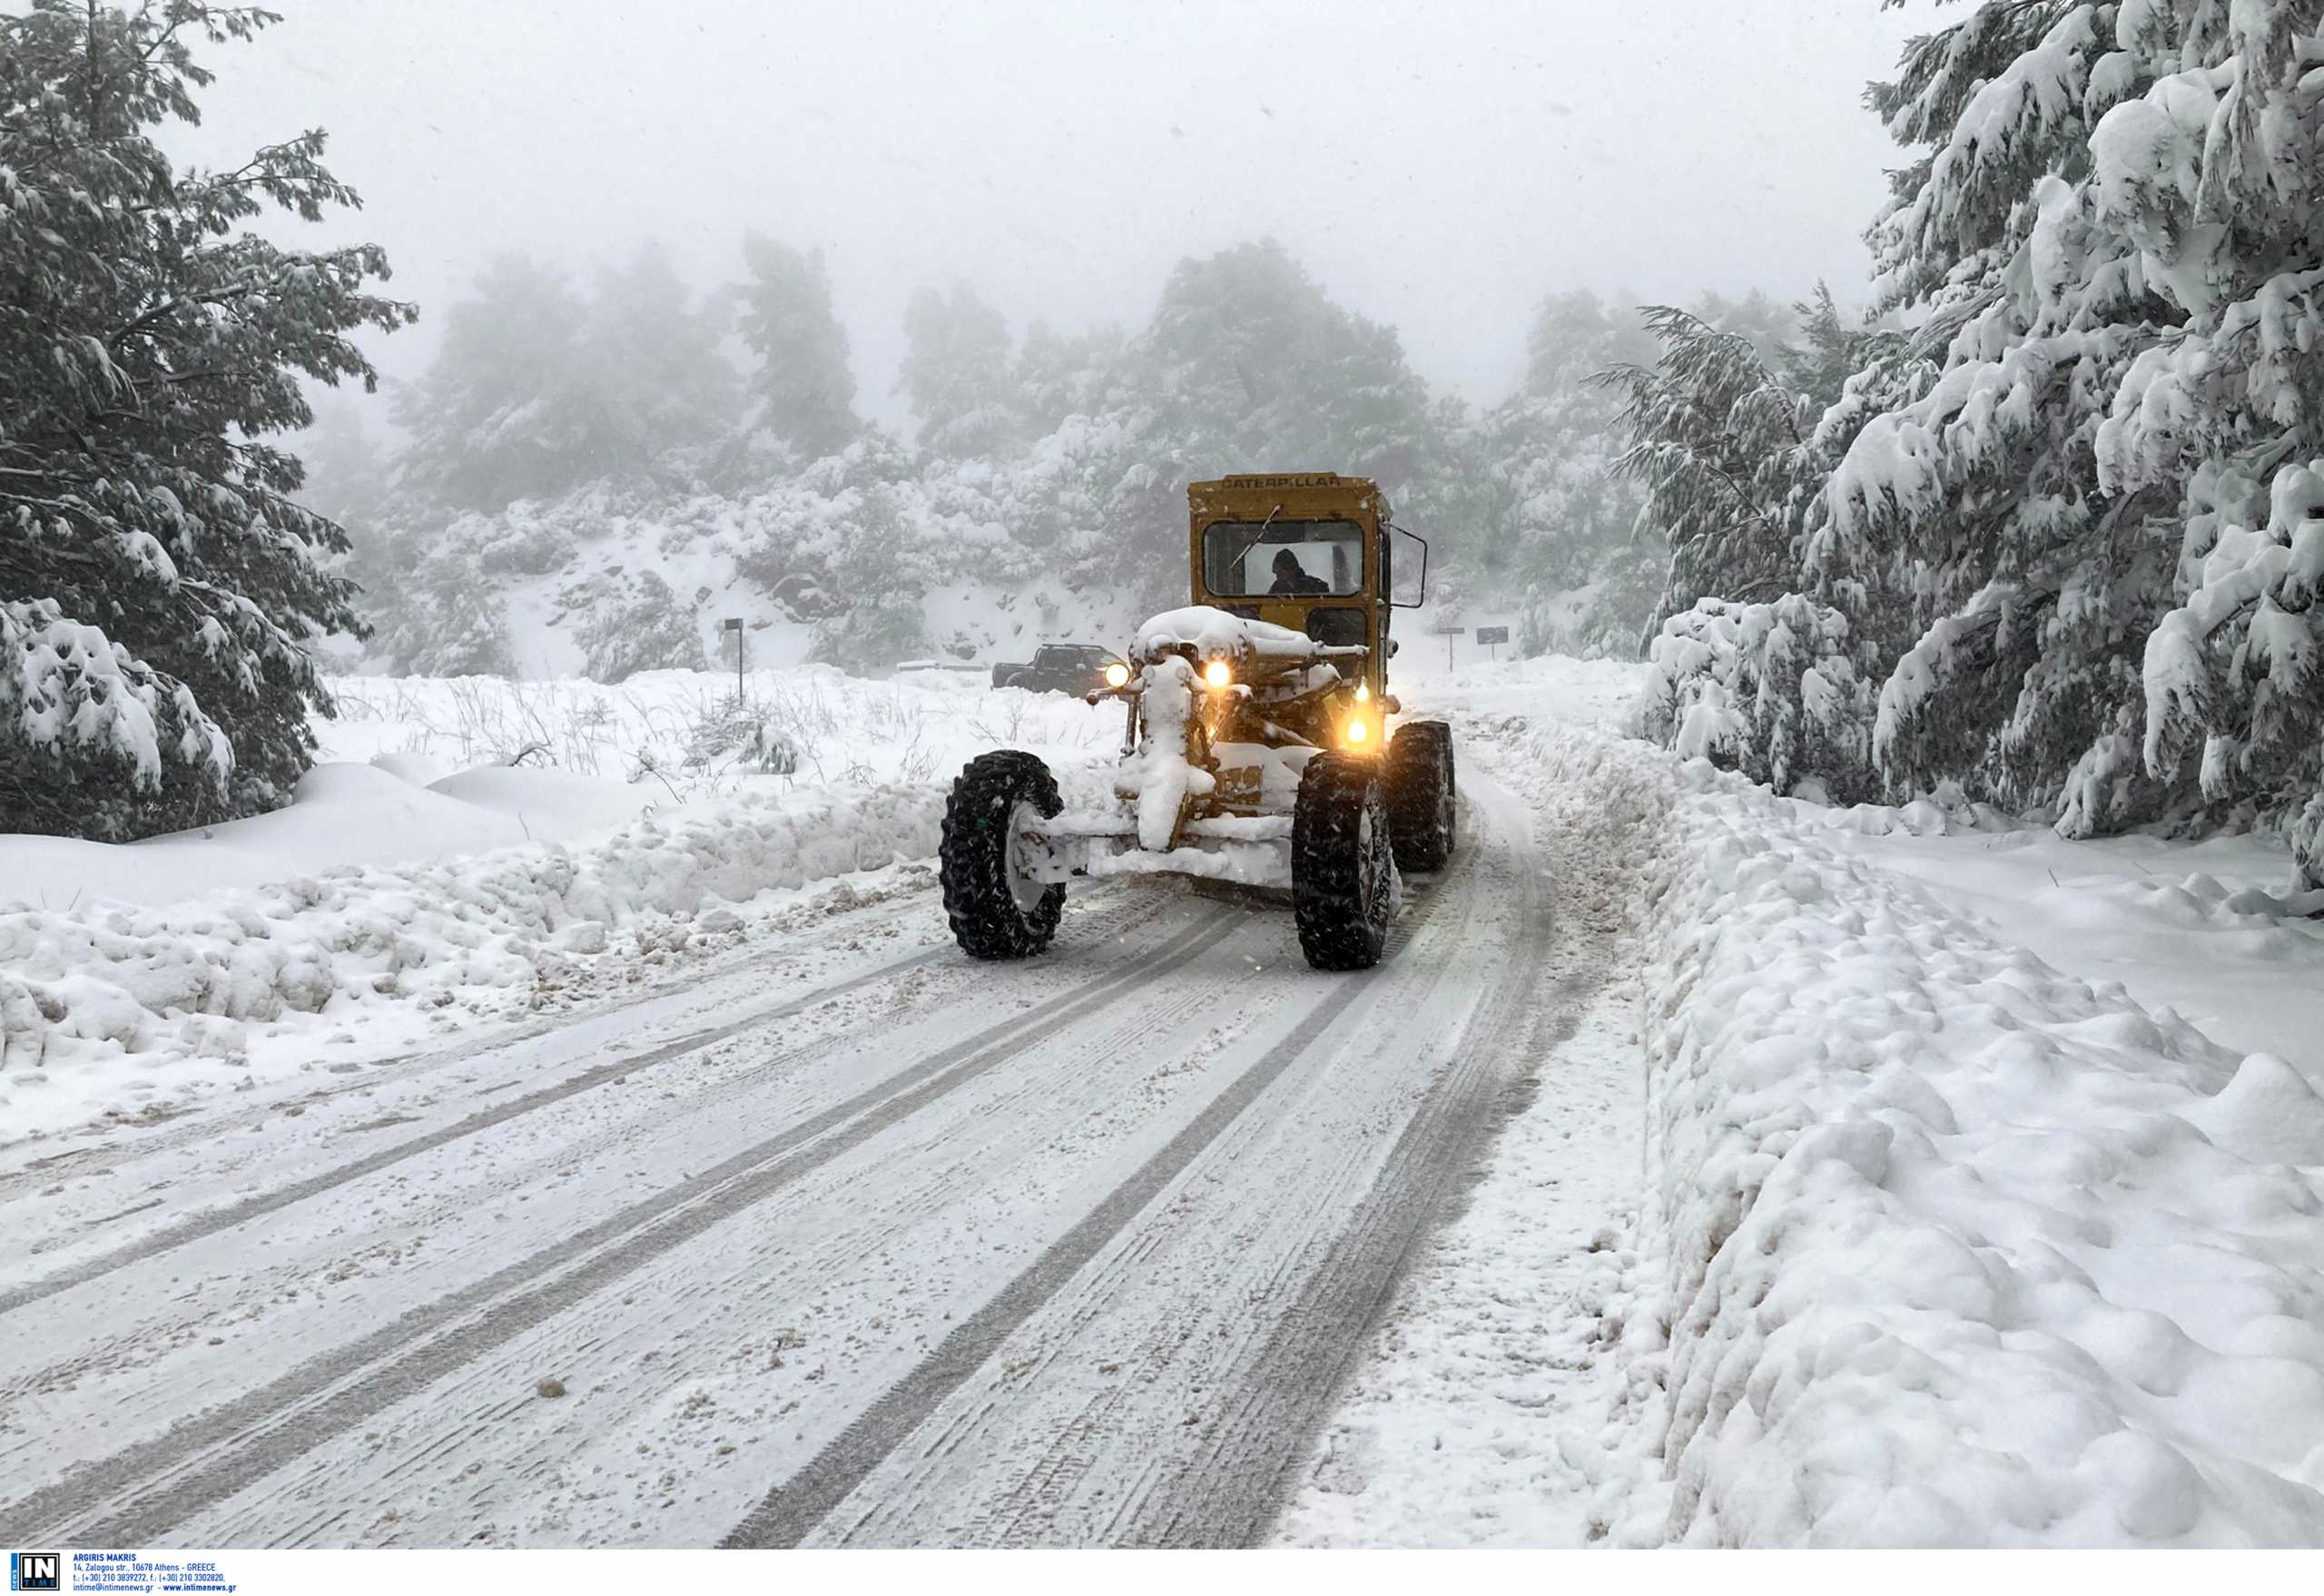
1267, 547, 1329, 596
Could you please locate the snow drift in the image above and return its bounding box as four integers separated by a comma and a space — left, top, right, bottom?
0, 779, 946, 1135
1532, 723, 2324, 1546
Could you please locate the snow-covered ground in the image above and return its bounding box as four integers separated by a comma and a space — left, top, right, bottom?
0, 667, 1118, 1143
1282, 657, 2324, 1547
5, 652, 2323, 1546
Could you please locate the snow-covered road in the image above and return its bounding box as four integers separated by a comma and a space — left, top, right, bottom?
14, 655, 2317, 1548
0, 767, 1618, 1548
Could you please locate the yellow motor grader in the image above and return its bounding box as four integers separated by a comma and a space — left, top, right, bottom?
940, 473, 1455, 970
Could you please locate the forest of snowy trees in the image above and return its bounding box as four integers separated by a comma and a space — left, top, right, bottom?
318, 249, 1823, 681
1632, 0, 2324, 881
12, 0, 2322, 869
304, 247, 1758, 676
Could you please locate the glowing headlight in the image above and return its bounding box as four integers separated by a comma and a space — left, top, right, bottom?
1103, 662, 1130, 688
1354, 682, 1371, 703
1203, 659, 1233, 689
1344, 718, 1369, 744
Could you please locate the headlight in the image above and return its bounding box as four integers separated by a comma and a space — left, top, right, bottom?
1344, 718, 1369, 744
1103, 662, 1130, 688
1203, 659, 1233, 689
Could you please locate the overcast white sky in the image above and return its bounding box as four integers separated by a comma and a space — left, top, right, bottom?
172, 0, 1930, 427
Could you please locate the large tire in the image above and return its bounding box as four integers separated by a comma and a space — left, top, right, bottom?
1292, 751, 1397, 971
1384, 720, 1457, 872
940, 751, 1067, 959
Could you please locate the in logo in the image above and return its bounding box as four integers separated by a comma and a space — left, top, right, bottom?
8, 1554, 59, 1593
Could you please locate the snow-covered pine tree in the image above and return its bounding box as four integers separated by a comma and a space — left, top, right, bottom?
297, 398, 390, 535
571, 243, 737, 487
1113, 240, 1444, 606
364, 538, 515, 679
1453, 290, 1659, 658
1636, 591, 1884, 803
1688, 289, 1802, 365
0, 1, 413, 840
901, 282, 1022, 458
2092, 5, 2324, 880
1014, 320, 1128, 435
396, 245, 734, 515
1600, 305, 1824, 628
734, 234, 861, 467
1614, 286, 1921, 797
393, 254, 587, 510
573, 568, 705, 683
1807, 0, 2276, 832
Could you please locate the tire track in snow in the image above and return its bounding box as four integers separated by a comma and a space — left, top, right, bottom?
717, 849, 1472, 1549
0, 879, 1161, 1315
0, 876, 952, 1194
1128, 780, 1599, 1545
1, 904, 1240, 1547
0, 941, 952, 1318
181, 911, 1302, 1547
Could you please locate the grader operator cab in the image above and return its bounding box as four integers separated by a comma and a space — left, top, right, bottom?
939, 473, 1456, 971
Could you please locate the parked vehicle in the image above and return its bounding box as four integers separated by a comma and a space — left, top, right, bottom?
988, 643, 1126, 696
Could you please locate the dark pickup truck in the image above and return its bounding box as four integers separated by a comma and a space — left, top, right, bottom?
990, 643, 1124, 695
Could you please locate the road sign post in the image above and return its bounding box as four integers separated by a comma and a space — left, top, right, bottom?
723, 616, 744, 697
1431, 616, 1465, 671
1474, 624, 1509, 662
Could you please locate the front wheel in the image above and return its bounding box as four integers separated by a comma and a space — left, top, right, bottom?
1293, 751, 1397, 970
940, 751, 1066, 959
1384, 721, 1456, 872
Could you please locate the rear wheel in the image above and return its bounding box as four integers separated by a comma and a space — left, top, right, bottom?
940, 751, 1066, 959
1384, 720, 1456, 872
1292, 751, 1396, 970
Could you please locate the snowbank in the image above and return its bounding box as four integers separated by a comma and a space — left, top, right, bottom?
0, 779, 946, 1139
0, 663, 1125, 1143
0, 763, 660, 912
1590, 734, 2324, 1545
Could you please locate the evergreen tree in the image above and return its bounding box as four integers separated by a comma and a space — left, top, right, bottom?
368, 539, 514, 678
0, 1, 413, 840
1102, 240, 1443, 607
734, 234, 859, 464
1614, 286, 1926, 798
394, 253, 589, 510
1809, 0, 2277, 834
1456, 290, 1660, 657
1014, 319, 1127, 433
395, 243, 732, 512
2094, 4, 2324, 876
1600, 305, 1823, 625
573, 568, 704, 683
901, 281, 1019, 458
1688, 288, 1799, 364
297, 397, 389, 533
570, 242, 737, 484
1136, 240, 1434, 487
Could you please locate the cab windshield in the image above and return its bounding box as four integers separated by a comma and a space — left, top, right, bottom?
1201, 518, 1364, 598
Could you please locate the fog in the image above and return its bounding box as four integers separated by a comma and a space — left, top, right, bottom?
173, 0, 1925, 425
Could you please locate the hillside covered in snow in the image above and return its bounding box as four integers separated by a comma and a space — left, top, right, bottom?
317, 244, 1814, 688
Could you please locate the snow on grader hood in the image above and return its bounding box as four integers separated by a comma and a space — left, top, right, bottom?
938, 474, 1460, 971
